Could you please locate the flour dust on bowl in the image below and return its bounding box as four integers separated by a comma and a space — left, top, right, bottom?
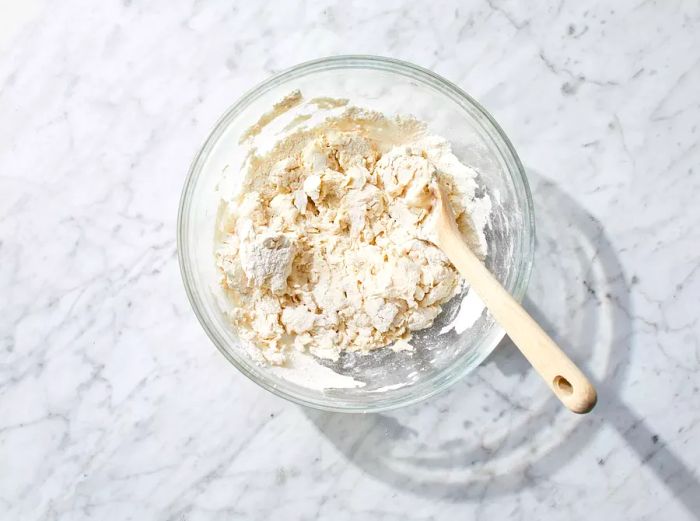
177, 56, 534, 412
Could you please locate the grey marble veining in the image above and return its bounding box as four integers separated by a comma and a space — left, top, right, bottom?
1, 0, 699, 519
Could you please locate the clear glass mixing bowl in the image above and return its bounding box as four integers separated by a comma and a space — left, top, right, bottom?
177, 56, 534, 412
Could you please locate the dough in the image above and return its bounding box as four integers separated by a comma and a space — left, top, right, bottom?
215, 103, 490, 364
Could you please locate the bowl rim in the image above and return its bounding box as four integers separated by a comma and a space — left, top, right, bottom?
177, 54, 535, 413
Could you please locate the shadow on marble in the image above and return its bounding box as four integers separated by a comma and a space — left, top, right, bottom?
304, 171, 700, 516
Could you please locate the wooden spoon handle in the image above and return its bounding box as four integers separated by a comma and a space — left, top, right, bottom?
436, 225, 597, 413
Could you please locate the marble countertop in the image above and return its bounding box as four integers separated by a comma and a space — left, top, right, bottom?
2, 1, 699, 519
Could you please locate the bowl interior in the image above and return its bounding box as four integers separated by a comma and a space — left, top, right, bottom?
178, 57, 533, 412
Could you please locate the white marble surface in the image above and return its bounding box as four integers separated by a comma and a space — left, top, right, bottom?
1, 0, 699, 519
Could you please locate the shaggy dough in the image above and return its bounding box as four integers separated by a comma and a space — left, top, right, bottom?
215, 105, 488, 364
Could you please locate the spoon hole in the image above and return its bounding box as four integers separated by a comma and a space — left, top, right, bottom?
554, 375, 573, 395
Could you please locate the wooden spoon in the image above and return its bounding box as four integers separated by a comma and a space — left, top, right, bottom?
428, 182, 597, 413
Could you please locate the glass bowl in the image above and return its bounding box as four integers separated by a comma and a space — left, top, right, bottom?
177, 55, 534, 412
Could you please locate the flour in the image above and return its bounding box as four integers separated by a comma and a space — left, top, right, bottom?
239, 233, 295, 295
239, 89, 303, 143
267, 351, 365, 390
214, 93, 491, 378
